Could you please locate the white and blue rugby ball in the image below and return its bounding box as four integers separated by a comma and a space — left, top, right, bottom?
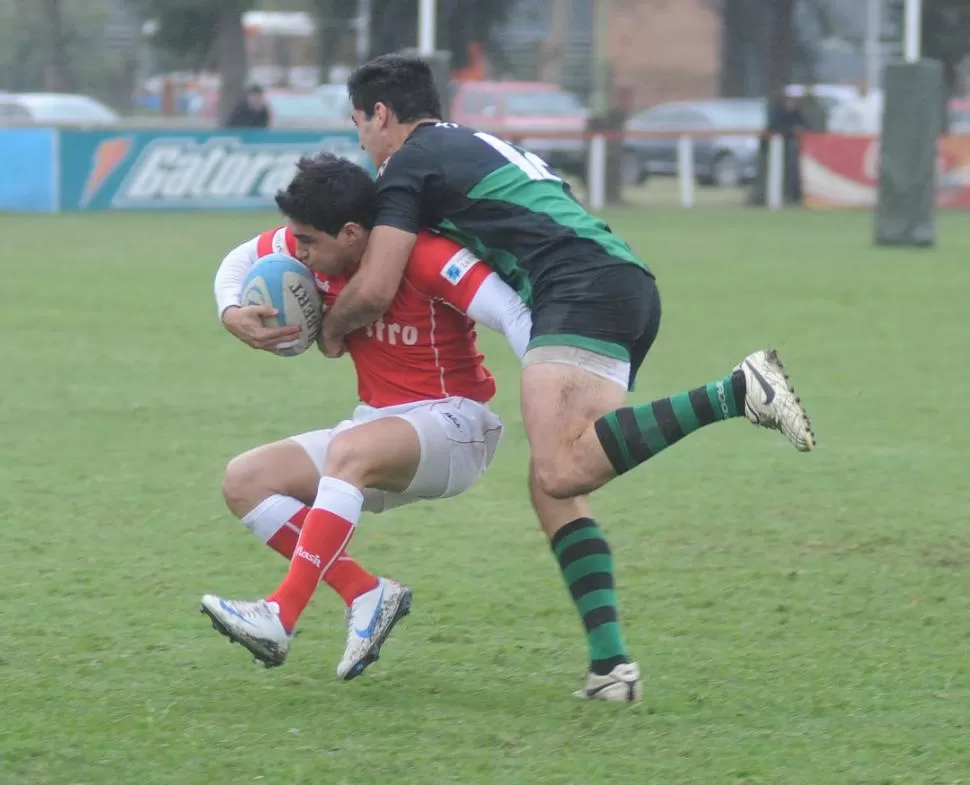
241, 253, 323, 357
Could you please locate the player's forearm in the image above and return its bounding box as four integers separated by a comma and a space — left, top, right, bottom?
214, 238, 259, 318
500, 303, 533, 360
326, 225, 418, 338
324, 274, 393, 338
465, 274, 533, 360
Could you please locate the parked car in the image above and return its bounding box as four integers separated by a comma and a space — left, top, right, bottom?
784, 83, 860, 114
823, 93, 969, 135
449, 81, 589, 178
193, 86, 353, 129
0, 92, 119, 125
266, 88, 353, 129
314, 83, 354, 127
825, 90, 884, 135
624, 99, 765, 187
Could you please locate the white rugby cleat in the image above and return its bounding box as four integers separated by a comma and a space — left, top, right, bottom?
736, 349, 815, 452
574, 662, 643, 702
336, 577, 412, 681
201, 595, 291, 668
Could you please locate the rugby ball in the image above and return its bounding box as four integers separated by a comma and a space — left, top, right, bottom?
241, 253, 323, 357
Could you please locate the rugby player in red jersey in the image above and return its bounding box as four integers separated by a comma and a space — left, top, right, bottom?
201, 154, 532, 681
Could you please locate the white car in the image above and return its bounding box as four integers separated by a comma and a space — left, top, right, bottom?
824, 91, 884, 135
785, 84, 863, 127
0, 93, 119, 125
785, 83, 861, 109
314, 83, 354, 127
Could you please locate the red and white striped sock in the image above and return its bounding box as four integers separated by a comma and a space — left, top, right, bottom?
266, 478, 364, 632
242, 494, 378, 606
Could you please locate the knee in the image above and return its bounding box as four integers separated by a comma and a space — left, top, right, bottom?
322, 431, 370, 487
530, 457, 579, 501
528, 466, 591, 537
222, 452, 264, 517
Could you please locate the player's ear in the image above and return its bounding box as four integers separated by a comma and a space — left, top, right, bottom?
373, 102, 391, 129
339, 222, 368, 246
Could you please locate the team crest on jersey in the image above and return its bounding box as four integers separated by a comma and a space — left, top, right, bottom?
440, 248, 478, 285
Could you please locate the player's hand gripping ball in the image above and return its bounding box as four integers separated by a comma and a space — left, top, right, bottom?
241, 254, 323, 356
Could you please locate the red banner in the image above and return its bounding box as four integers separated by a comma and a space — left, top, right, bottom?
801, 132, 970, 209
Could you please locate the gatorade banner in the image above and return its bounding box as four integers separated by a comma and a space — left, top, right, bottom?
801, 132, 970, 209
58, 129, 371, 210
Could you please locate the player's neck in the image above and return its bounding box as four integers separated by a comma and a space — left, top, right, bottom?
402, 118, 439, 141
377, 119, 439, 167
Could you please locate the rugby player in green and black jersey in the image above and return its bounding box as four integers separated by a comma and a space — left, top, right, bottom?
318, 53, 816, 702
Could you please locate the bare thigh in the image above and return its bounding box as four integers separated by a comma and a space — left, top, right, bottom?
222, 439, 322, 518
323, 416, 421, 492
520, 361, 628, 499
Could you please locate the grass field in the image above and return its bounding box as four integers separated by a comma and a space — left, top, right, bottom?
2, 208, 970, 785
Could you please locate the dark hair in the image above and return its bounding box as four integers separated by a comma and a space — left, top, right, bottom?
347, 53, 442, 122
274, 154, 377, 236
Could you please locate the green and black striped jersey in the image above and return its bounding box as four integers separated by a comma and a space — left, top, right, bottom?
374, 122, 651, 307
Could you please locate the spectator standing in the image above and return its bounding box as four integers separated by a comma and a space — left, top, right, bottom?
226, 85, 270, 128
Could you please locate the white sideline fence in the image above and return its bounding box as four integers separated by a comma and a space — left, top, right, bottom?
584, 132, 787, 212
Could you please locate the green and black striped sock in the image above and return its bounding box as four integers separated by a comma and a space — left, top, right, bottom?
594, 370, 747, 475
551, 518, 628, 676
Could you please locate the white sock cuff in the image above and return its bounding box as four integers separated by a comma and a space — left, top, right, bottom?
314, 476, 365, 525
242, 494, 305, 543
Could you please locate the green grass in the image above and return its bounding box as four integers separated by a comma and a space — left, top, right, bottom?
2, 208, 969, 785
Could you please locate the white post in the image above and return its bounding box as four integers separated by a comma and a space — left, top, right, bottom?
865, 0, 882, 90
587, 134, 607, 211
677, 135, 695, 209
904, 0, 922, 63
356, 0, 371, 64
767, 133, 784, 210
418, 0, 436, 55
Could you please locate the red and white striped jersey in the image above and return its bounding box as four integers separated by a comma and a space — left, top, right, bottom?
256, 226, 498, 408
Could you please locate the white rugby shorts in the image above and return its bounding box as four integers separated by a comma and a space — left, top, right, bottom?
289, 397, 504, 514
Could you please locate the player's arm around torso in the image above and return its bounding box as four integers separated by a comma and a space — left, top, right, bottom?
404, 232, 533, 361
321, 231, 526, 502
